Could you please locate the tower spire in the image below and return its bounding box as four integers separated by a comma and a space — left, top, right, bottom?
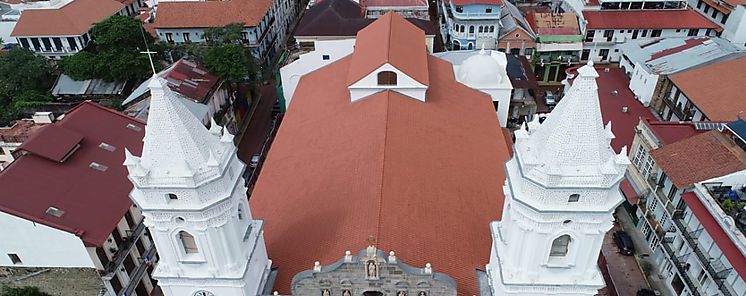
138, 77, 226, 178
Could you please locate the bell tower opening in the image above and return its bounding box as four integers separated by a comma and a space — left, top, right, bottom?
363, 291, 384, 296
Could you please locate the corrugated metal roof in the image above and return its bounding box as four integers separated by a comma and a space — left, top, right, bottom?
619, 37, 740, 74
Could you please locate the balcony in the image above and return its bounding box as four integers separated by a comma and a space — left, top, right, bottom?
101, 220, 147, 277
661, 95, 693, 120
660, 238, 704, 296
672, 212, 737, 296
639, 201, 666, 239
117, 244, 156, 296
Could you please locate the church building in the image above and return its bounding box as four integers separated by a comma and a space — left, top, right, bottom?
126, 12, 625, 296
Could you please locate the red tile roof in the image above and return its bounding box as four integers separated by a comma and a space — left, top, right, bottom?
682, 192, 746, 279
648, 37, 709, 61
153, 0, 270, 28
165, 59, 220, 103
669, 56, 746, 122
620, 178, 639, 205
346, 12, 430, 86
0, 119, 48, 143
642, 119, 712, 145
250, 13, 510, 296
0, 102, 144, 247
651, 130, 746, 188
568, 67, 655, 153
583, 9, 720, 30
11, 0, 124, 37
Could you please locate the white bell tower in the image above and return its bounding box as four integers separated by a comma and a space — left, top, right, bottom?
487, 62, 629, 296
124, 77, 271, 296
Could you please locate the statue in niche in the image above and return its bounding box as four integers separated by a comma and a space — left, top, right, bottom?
397, 291, 407, 296
342, 290, 351, 296
321, 289, 330, 296
366, 260, 378, 279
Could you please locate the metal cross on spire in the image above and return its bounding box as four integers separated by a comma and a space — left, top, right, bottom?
139, 24, 157, 75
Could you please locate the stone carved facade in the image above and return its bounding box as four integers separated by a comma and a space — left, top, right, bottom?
292, 246, 456, 296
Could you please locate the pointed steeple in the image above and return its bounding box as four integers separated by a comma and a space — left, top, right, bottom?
515, 62, 627, 187
137, 75, 226, 178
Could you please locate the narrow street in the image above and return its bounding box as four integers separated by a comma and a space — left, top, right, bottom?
236, 83, 278, 164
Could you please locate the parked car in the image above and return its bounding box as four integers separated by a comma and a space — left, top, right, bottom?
249, 154, 261, 168
545, 91, 557, 106
613, 230, 635, 255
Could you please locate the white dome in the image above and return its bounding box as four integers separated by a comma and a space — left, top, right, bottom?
456, 49, 507, 88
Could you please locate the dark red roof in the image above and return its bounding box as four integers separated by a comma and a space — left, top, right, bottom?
568, 67, 655, 153
583, 9, 720, 30
251, 14, 510, 296
294, 0, 436, 37
365, 0, 427, 7
19, 125, 83, 162
643, 119, 711, 145
449, 0, 502, 5
165, 59, 220, 103
620, 178, 639, 205
682, 192, 746, 279
0, 102, 145, 247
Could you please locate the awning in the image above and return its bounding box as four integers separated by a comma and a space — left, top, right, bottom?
620, 178, 640, 205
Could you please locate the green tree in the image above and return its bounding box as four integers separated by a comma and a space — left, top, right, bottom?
204, 44, 251, 84
59, 14, 160, 82
0, 48, 54, 126
0, 285, 51, 296
202, 23, 245, 45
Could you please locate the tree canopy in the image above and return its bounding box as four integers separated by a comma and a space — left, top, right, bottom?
202, 23, 245, 45
59, 14, 161, 82
0, 48, 54, 126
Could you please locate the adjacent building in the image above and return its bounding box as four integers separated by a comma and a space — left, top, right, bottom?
363, 0, 430, 19
9, 0, 143, 59
618, 37, 740, 107
581, 9, 721, 63
152, 0, 299, 66
0, 112, 51, 170
526, 11, 583, 85
496, 1, 536, 56
123, 59, 240, 134
439, 0, 503, 50
656, 55, 746, 121
0, 102, 158, 296
624, 118, 746, 296
689, 0, 746, 48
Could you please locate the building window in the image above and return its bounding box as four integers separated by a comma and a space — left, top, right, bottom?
0, 149, 5, 155
485, 7, 492, 12
599, 49, 609, 60
377, 71, 397, 86
711, 9, 718, 18
633, 144, 656, 179
478, 26, 484, 33
688, 28, 699, 36
721, 14, 728, 24
183, 32, 191, 42
241, 32, 249, 41
7, 254, 21, 264
167, 193, 178, 200
178, 231, 199, 254
568, 194, 580, 202
697, 0, 703, 8
469, 26, 475, 33
322, 54, 330, 60
238, 207, 244, 220
550, 235, 571, 257
585, 30, 595, 42
704, 5, 710, 13
632, 30, 639, 39
524, 48, 533, 56
67, 37, 78, 50
641, 29, 648, 37
603, 30, 614, 42
651, 29, 662, 37
165, 33, 174, 43
489, 26, 494, 32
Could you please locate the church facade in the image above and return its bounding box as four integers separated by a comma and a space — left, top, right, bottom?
126, 13, 626, 296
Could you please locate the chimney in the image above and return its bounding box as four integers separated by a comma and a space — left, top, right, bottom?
32, 112, 54, 124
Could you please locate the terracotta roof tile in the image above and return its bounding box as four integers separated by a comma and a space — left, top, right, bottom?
250, 13, 510, 296
0, 102, 144, 247
365, 0, 428, 7
669, 55, 746, 122
0, 119, 48, 143
651, 130, 746, 188
583, 9, 720, 30
346, 13, 429, 85
153, 0, 271, 28
11, 0, 124, 36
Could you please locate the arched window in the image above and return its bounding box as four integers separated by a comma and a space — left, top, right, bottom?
490, 26, 495, 33
453, 40, 461, 50
460, 25, 465, 33
568, 194, 580, 202
167, 193, 178, 200
478, 26, 483, 33
238, 207, 244, 220
469, 26, 475, 33
178, 231, 199, 254
550, 235, 571, 257
377, 71, 397, 86
468, 43, 473, 50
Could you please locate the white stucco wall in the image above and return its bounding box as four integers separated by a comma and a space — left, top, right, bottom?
723, 5, 746, 49
349, 63, 428, 102
0, 211, 94, 268
628, 65, 658, 106
280, 39, 356, 108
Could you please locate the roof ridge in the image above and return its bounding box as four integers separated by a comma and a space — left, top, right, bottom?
68, 101, 146, 125
384, 13, 394, 64
375, 91, 392, 246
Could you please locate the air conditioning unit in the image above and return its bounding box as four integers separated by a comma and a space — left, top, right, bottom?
604, 68, 610, 73
622, 106, 629, 113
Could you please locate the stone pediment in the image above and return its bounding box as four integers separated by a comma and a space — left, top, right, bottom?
291, 246, 456, 296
